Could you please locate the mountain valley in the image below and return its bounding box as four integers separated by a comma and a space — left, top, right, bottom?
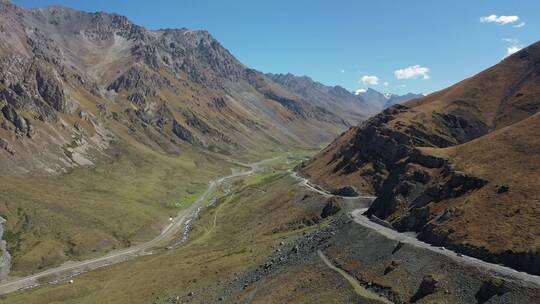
0, 1, 539, 303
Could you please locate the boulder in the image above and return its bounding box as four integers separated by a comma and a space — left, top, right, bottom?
475, 279, 509, 304
331, 186, 358, 197
320, 200, 341, 218
497, 184, 510, 194
410, 275, 438, 302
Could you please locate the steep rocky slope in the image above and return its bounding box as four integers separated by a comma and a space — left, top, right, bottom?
0, 1, 372, 174
301, 40, 540, 274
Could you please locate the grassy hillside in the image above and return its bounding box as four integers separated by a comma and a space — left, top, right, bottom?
0, 143, 236, 275
1, 157, 344, 303
417, 112, 540, 271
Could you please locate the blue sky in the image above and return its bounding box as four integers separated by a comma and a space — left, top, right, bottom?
15, 0, 540, 95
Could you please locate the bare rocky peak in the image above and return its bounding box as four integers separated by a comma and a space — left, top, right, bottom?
327, 85, 360, 100
1, 4, 245, 87
267, 73, 330, 95
267, 72, 367, 105
144, 28, 247, 83
0, 0, 17, 11
25, 6, 146, 41
265, 72, 379, 124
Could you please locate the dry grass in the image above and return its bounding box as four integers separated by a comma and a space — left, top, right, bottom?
0, 144, 233, 275
421, 112, 540, 253
0, 158, 335, 303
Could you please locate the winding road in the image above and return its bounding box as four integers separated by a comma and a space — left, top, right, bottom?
289, 170, 376, 200
2, 159, 539, 296
0, 157, 280, 295
291, 171, 540, 288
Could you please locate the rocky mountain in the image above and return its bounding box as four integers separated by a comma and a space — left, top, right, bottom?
354, 88, 388, 109
301, 40, 540, 275
355, 88, 422, 111
266, 74, 422, 122
384, 92, 424, 108
266, 73, 380, 123
0, 1, 375, 174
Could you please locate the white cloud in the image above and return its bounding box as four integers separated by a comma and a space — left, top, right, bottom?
394, 65, 430, 80
341, 69, 346, 73
383, 82, 389, 86
502, 38, 523, 58
506, 46, 522, 57
480, 15, 519, 25
360, 75, 379, 85
513, 22, 526, 28
354, 88, 367, 95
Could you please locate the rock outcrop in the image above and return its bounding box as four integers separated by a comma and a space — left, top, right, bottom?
366, 150, 488, 231
410, 275, 439, 302
475, 279, 509, 304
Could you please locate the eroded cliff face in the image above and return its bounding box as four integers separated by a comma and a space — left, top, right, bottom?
299, 101, 489, 195
1, 56, 67, 130
365, 150, 488, 230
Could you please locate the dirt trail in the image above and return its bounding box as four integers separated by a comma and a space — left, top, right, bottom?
317, 250, 393, 303
291, 172, 540, 288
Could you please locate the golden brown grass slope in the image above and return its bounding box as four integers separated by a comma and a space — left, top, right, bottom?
301, 40, 540, 195
418, 112, 540, 272
300, 40, 540, 274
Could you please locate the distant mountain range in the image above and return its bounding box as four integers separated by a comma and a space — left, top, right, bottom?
354, 88, 424, 110
267, 74, 423, 117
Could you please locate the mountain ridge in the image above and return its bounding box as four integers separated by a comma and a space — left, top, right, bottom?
301, 40, 540, 275
267, 73, 423, 123
354, 87, 423, 110
0, 2, 377, 174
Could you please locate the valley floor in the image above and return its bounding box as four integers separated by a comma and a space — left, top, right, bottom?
0, 144, 235, 276
0, 157, 281, 295
2, 156, 540, 303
